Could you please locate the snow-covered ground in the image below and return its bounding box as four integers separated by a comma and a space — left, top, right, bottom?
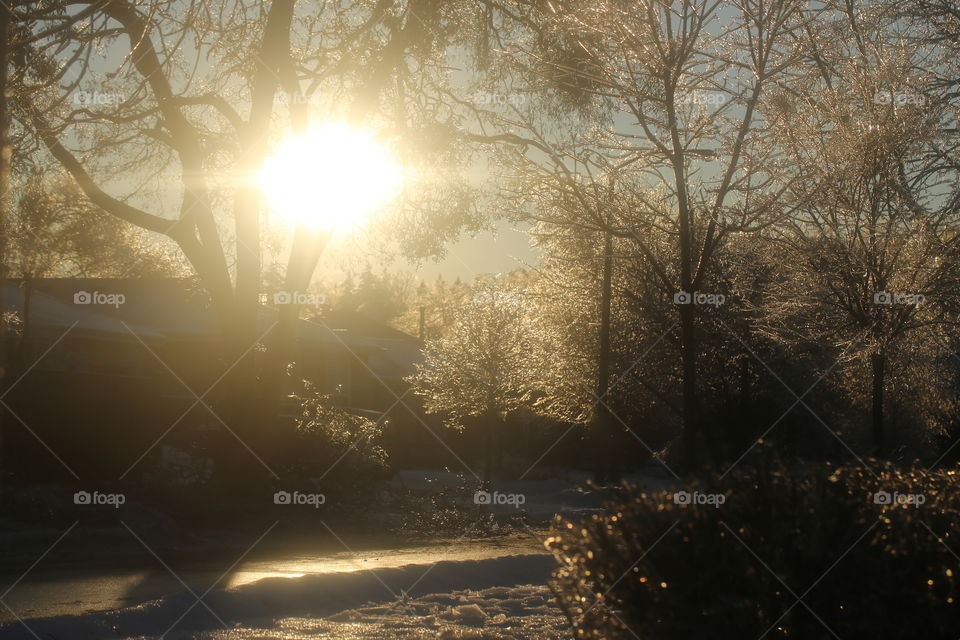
0, 554, 565, 640
168, 584, 567, 640
1, 471, 676, 638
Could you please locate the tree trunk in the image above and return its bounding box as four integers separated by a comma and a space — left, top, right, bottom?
259, 231, 329, 438
593, 231, 614, 483
484, 409, 494, 483
738, 353, 750, 453
739, 354, 750, 409
871, 350, 885, 457
679, 301, 699, 470
202, 0, 300, 491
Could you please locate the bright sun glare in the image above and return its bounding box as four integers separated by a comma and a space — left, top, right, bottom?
257, 123, 403, 233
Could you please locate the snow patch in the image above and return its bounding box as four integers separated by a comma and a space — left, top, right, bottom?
0, 554, 557, 640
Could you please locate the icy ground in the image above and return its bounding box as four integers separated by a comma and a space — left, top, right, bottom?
1, 470, 680, 638
164, 584, 567, 640
0, 554, 566, 639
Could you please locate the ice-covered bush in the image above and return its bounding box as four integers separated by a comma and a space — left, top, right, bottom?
278, 382, 390, 505
547, 452, 960, 639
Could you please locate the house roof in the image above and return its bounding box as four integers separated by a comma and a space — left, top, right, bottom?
2, 281, 164, 340
2, 279, 421, 372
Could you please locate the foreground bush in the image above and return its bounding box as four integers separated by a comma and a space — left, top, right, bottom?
277, 382, 390, 506
547, 454, 960, 639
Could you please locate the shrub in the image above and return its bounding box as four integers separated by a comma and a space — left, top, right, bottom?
547, 451, 960, 639
277, 382, 390, 506
389, 474, 500, 538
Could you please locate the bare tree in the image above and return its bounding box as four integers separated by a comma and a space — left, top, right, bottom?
765, 1, 960, 455
7, 0, 493, 477
470, 0, 809, 467
9, 168, 180, 281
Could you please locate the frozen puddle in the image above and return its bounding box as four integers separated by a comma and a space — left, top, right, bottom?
0, 554, 562, 639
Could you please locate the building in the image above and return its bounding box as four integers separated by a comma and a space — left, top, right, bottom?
0, 278, 423, 481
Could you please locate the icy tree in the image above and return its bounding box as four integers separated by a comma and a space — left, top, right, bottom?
9, 168, 179, 280
7, 0, 505, 481
469, 0, 810, 467
410, 278, 532, 481
764, 2, 960, 454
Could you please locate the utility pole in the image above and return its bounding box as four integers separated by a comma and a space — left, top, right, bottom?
0, 0, 11, 491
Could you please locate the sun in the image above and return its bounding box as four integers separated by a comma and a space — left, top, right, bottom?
257, 123, 403, 233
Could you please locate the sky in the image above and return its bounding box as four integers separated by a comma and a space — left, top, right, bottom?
406, 222, 538, 281
310, 219, 539, 285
